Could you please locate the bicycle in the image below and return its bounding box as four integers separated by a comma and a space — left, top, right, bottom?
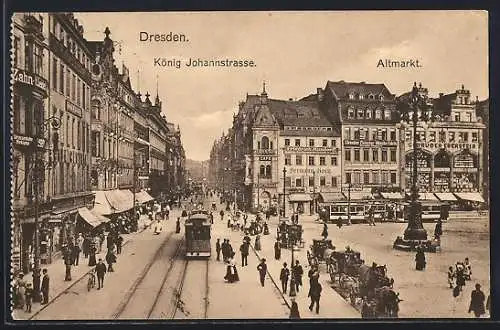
87, 270, 96, 291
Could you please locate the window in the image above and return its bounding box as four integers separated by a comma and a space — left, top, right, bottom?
309, 176, 314, 186
344, 127, 351, 140
365, 109, 372, 119
429, 131, 436, 142
354, 128, 360, 139
349, 93, 354, 100
346, 172, 352, 184
348, 107, 355, 119
72, 74, 76, 101
375, 109, 382, 119
354, 149, 360, 162
260, 165, 265, 177
309, 139, 315, 147
363, 172, 370, 184
66, 115, 70, 146
320, 177, 326, 186
66, 69, 70, 97
13, 37, 20, 67
390, 149, 397, 162
91, 131, 99, 156
59, 63, 64, 94
454, 114, 460, 122
384, 109, 391, 120
381, 149, 388, 162
472, 132, 478, 142
295, 178, 302, 187
261, 136, 269, 149
32, 44, 43, 75
391, 172, 397, 184
295, 155, 302, 165
295, 139, 300, 146
449, 132, 455, 142
331, 177, 338, 187
13, 95, 21, 133
372, 129, 378, 141
331, 139, 336, 147
372, 149, 378, 162
308, 156, 315, 166
331, 157, 338, 166
82, 83, 86, 109
52, 58, 57, 89
357, 109, 364, 119
381, 129, 387, 141
353, 172, 361, 184
285, 154, 291, 165
382, 171, 389, 184
372, 171, 379, 184
77, 79, 81, 106
459, 132, 469, 143
465, 113, 472, 122
72, 118, 75, 148
322, 139, 328, 147
319, 157, 326, 166
345, 149, 351, 162
390, 129, 396, 141
359, 94, 364, 100
285, 138, 290, 146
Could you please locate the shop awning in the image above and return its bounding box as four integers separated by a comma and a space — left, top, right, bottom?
77, 207, 109, 228
135, 190, 154, 204
116, 189, 134, 211
345, 191, 374, 200
418, 192, 438, 201
93, 190, 115, 215
318, 192, 346, 203
380, 192, 405, 200
288, 193, 313, 202
435, 192, 457, 201
104, 189, 133, 213
454, 192, 485, 203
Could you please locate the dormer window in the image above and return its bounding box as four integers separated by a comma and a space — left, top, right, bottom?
349, 93, 355, 100
379, 94, 384, 101
384, 109, 391, 120
359, 94, 364, 100
369, 94, 374, 99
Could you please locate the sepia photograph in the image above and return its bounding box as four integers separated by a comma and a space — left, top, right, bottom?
9, 10, 489, 320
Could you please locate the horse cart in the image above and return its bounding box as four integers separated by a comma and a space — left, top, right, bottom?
306, 239, 335, 267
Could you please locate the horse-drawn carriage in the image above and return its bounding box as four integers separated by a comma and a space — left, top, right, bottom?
307, 241, 401, 318
276, 221, 304, 248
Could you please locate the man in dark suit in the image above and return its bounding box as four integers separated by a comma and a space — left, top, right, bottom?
95, 259, 107, 290
308, 281, 322, 314
215, 239, 221, 261
239, 241, 249, 267
41, 269, 49, 304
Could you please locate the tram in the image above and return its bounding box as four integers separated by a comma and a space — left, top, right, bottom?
323, 202, 387, 224
185, 211, 212, 258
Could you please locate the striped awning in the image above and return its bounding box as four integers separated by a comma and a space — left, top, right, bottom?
434, 192, 457, 201
454, 192, 485, 203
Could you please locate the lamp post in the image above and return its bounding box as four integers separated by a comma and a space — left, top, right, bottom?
313, 170, 316, 214
283, 167, 287, 217
257, 172, 260, 209
282, 166, 296, 297
347, 182, 352, 225
394, 82, 433, 251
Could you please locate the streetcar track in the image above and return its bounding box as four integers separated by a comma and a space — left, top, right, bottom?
170, 259, 190, 318
204, 259, 209, 319
146, 237, 185, 319
111, 231, 176, 319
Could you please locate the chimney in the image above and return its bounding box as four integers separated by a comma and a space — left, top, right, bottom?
439, 93, 444, 98
289, 98, 293, 101
317, 88, 324, 101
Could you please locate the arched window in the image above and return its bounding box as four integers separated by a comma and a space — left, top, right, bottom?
261, 136, 270, 149
375, 109, 382, 119
260, 165, 265, 177
435, 150, 451, 168
265, 165, 272, 178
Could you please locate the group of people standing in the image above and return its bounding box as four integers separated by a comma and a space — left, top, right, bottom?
13, 269, 50, 313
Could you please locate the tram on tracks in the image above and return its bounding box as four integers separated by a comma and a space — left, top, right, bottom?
185, 210, 212, 258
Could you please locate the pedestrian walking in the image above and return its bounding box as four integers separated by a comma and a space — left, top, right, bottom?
24, 283, 33, 313
72, 240, 81, 266
456, 262, 466, 291
221, 239, 228, 262
76, 233, 84, 264
16, 274, 26, 310
88, 240, 97, 266
95, 259, 107, 290
257, 258, 267, 287
415, 246, 426, 271
240, 241, 249, 267
464, 257, 472, 280
280, 263, 290, 293
254, 235, 261, 251
289, 300, 301, 319
447, 266, 455, 289
41, 269, 49, 304
308, 281, 322, 314
116, 235, 123, 254
274, 240, 281, 260
321, 222, 328, 239
336, 216, 343, 229
469, 283, 486, 318
83, 235, 90, 258
220, 210, 224, 222
176, 217, 181, 234
63, 246, 72, 281
106, 249, 116, 272
308, 264, 320, 286
434, 219, 443, 240
216, 239, 221, 261
292, 260, 304, 292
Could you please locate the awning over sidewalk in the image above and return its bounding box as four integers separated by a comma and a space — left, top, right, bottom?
105, 189, 134, 213
380, 192, 405, 200
418, 192, 438, 201
93, 190, 114, 215
454, 192, 485, 203
288, 193, 313, 202
77, 207, 109, 228
117, 189, 134, 211
318, 192, 346, 203
135, 190, 155, 204
435, 192, 457, 201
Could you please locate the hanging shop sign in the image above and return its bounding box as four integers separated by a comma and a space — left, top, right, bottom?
13, 135, 45, 148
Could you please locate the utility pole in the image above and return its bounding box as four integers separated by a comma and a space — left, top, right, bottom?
347, 183, 352, 225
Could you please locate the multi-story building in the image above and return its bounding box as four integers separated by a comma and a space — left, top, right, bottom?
400, 85, 486, 201
475, 98, 489, 203
318, 81, 402, 199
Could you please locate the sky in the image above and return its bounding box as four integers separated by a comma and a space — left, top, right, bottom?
75, 11, 488, 161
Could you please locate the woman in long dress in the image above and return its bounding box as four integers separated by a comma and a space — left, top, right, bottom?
274, 241, 281, 260
16, 274, 26, 309
88, 241, 97, 266
255, 235, 262, 251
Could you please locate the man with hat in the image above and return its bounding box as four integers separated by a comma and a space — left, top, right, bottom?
95, 258, 107, 290
257, 258, 268, 287
469, 283, 486, 318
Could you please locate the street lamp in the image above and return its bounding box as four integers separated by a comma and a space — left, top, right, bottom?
347, 182, 352, 225
282, 166, 296, 297
313, 170, 316, 214
394, 82, 434, 252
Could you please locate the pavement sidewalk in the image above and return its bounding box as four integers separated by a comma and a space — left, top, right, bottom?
11, 214, 154, 320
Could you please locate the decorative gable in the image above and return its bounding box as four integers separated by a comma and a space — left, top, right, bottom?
253, 104, 279, 128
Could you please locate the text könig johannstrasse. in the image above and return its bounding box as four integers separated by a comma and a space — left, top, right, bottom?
154, 57, 256, 69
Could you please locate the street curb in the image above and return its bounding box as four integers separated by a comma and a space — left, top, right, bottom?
249, 243, 292, 311
27, 233, 136, 320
